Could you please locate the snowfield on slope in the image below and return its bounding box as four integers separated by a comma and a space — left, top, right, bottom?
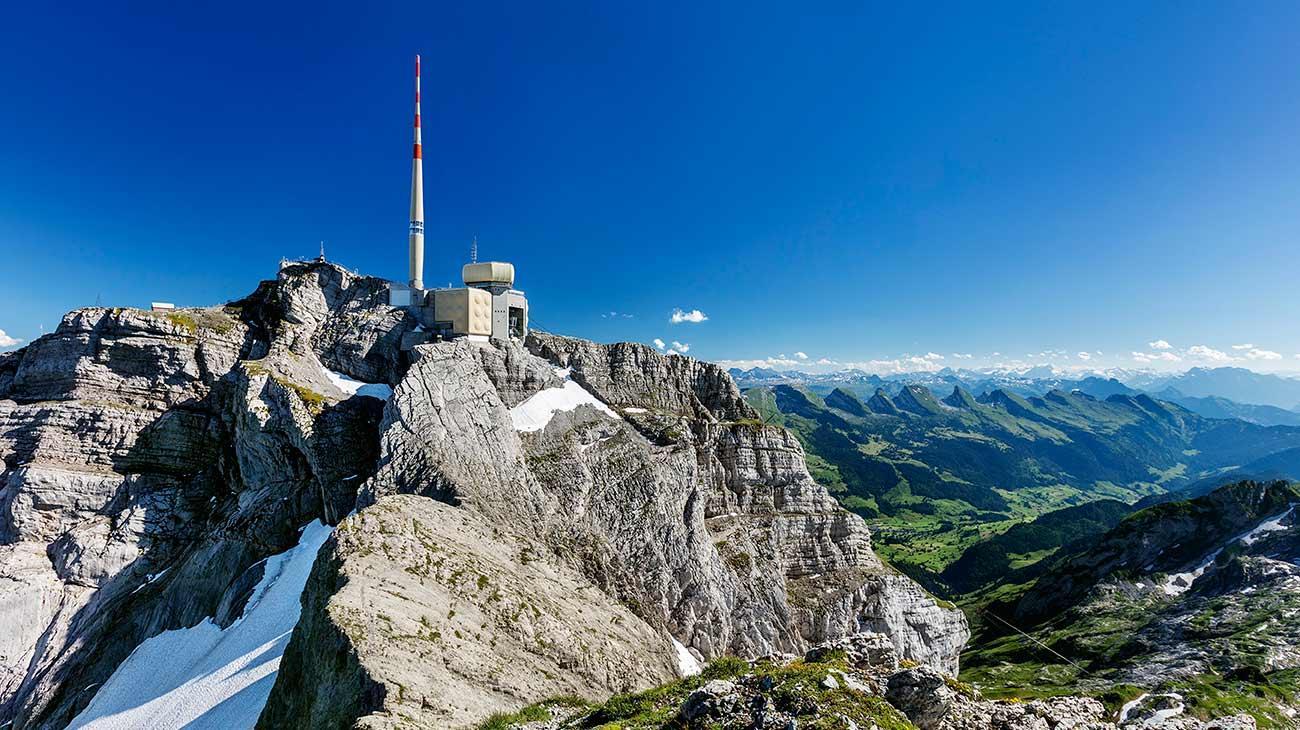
1118, 692, 1185, 726
324, 367, 394, 400
672, 638, 703, 677
1160, 504, 1297, 596
511, 368, 620, 431
68, 521, 334, 730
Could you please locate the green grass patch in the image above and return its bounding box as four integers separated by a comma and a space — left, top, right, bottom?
477, 696, 590, 730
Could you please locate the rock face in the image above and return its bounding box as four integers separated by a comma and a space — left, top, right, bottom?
259, 495, 679, 729
263, 326, 968, 726
0, 261, 406, 728
0, 259, 967, 729
521, 333, 968, 669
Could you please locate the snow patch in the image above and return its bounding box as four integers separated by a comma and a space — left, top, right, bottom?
1160, 504, 1297, 596
511, 370, 620, 432
324, 368, 393, 401
69, 520, 334, 730
1241, 504, 1296, 546
672, 638, 702, 677
1118, 692, 1184, 726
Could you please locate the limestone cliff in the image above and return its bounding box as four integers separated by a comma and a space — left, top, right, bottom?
0, 261, 967, 729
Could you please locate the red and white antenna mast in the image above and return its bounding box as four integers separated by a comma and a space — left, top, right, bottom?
408, 54, 425, 289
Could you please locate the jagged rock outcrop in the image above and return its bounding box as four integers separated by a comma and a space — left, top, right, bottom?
1, 259, 968, 729
260, 494, 678, 729
943, 386, 980, 410
0, 261, 407, 728
527, 332, 751, 421
266, 328, 967, 725
868, 387, 903, 416
825, 387, 870, 417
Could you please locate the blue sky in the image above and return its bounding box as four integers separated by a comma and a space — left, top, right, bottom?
2, 2, 1299, 373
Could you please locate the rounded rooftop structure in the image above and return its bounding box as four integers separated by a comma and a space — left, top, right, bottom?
462, 261, 515, 287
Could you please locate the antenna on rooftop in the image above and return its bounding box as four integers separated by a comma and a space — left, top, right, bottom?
319, 241, 326, 260
471, 236, 478, 264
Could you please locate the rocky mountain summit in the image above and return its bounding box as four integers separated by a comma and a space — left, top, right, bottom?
0, 260, 967, 729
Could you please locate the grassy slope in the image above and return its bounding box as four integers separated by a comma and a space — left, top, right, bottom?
481, 655, 915, 730
745, 384, 1300, 593
959, 482, 1300, 728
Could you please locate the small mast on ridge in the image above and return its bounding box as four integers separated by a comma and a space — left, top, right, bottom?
408, 54, 425, 289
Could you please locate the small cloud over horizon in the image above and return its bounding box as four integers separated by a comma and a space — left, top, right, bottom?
669, 308, 708, 324
0, 329, 22, 348
1133, 350, 1181, 364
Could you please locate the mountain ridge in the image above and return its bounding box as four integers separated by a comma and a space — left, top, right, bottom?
0, 260, 966, 729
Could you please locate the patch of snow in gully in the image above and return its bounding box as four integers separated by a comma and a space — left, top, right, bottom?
1160, 504, 1297, 596
511, 368, 620, 432
68, 521, 334, 730
324, 368, 393, 400
1118, 692, 1185, 725
672, 638, 702, 677
1241, 504, 1296, 546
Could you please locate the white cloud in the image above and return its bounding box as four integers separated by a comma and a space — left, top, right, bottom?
652, 338, 665, 350
795, 352, 808, 360
1245, 348, 1282, 361
1132, 350, 1182, 364
1077, 351, 1092, 361
1186, 345, 1234, 363
671, 341, 690, 353
1232, 343, 1254, 350
951, 353, 973, 359
600, 311, 632, 319
0, 330, 20, 348
717, 351, 949, 375
1148, 340, 1173, 350
923, 352, 944, 361
830, 354, 947, 375
670, 308, 708, 324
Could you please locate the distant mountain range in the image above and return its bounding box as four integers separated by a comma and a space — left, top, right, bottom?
729, 365, 1300, 425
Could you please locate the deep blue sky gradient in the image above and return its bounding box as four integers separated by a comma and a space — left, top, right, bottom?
2, 2, 1299, 371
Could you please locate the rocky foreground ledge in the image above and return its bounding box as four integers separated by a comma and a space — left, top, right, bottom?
484, 633, 1257, 730
0, 261, 967, 729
